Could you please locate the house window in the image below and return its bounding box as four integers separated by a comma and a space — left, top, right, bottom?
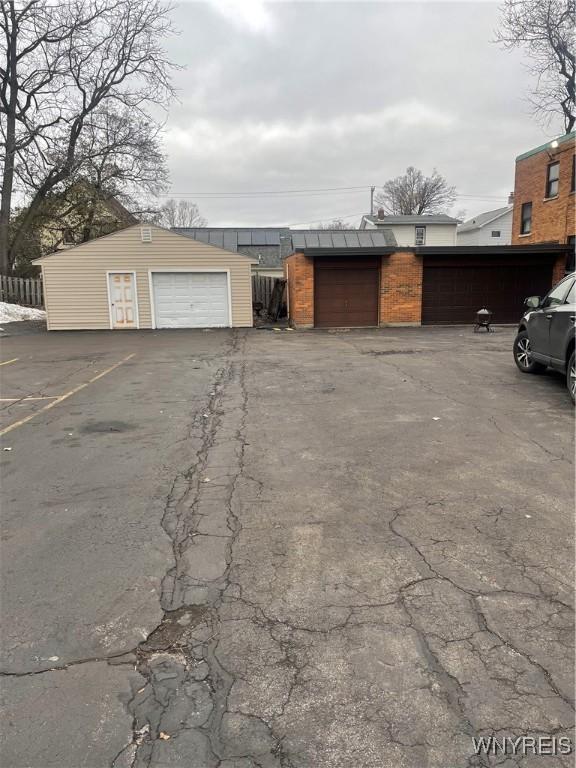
571, 156, 575, 193
415, 226, 426, 245
520, 202, 532, 235
545, 161, 559, 198
491, 230, 501, 238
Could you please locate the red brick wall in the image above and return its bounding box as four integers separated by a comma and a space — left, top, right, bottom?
285, 252, 314, 328
512, 137, 575, 245
379, 251, 423, 325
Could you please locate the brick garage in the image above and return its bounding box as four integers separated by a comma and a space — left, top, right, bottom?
285, 238, 569, 328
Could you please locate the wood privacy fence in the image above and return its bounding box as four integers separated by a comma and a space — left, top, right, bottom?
0, 275, 44, 308
251, 274, 277, 308
251, 275, 287, 320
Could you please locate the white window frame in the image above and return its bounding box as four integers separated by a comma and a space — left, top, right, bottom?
106, 270, 140, 330
147, 268, 232, 330
415, 226, 426, 245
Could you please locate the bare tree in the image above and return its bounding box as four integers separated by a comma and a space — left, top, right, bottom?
375, 167, 456, 215
496, 0, 575, 133
153, 199, 207, 229
315, 217, 354, 230
0, 0, 176, 273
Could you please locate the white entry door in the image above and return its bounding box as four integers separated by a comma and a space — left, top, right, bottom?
152, 272, 230, 328
108, 272, 138, 329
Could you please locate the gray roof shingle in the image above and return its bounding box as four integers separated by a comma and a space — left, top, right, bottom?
363, 214, 459, 225
174, 227, 292, 268
457, 206, 513, 233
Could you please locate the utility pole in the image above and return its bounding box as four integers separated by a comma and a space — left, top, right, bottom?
370, 186, 375, 216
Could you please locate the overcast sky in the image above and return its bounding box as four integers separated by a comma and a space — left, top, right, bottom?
160, 0, 559, 227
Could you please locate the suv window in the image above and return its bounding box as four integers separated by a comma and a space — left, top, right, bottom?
566, 281, 576, 305
543, 279, 572, 307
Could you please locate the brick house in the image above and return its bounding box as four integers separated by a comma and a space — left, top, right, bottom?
285, 230, 569, 328
511, 131, 575, 270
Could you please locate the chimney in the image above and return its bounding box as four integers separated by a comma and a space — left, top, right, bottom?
377, 207, 385, 220
507, 192, 514, 205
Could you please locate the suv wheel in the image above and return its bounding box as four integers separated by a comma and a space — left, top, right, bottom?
568, 350, 575, 404
513, 331, 546, 374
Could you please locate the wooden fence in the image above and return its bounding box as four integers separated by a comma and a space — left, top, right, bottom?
0, 275, 44, 307
251, 274, 277, 308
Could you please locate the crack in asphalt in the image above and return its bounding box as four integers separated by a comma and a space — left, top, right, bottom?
388, 506, 575, 713
108, 330, 291, 768
9, 330, 571, 767
0, 357, 102, 413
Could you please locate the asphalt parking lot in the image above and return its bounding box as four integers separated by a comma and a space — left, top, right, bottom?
0, 324, 573, 768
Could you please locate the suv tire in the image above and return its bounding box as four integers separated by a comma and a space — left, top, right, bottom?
513, 331, 546, 374
568, 350, 575, 404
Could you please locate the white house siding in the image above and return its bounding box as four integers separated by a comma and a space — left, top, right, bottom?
456, 210, 513, 246
455, 229, 481, 246
35, 225, 255, 330
387, 223, 457, 246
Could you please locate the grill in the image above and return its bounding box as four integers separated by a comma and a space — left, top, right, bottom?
474, 308, 493, 333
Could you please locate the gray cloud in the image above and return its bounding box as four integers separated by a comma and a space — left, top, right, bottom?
160, 1, 558, 226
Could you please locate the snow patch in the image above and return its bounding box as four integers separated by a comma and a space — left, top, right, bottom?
0, 302, 46, 323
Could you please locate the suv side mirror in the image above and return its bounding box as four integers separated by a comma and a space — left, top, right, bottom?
524, 296, 541, 309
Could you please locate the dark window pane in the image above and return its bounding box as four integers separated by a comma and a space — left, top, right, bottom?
520, 202, 532, 234
491, 230, 501, 237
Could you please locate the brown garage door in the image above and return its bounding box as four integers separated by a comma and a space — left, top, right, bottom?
422, 260, 554, 324
314, 257, 379, 328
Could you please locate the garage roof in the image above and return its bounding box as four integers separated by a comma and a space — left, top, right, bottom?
176, 227, 288, 249
291, 229, 397, 250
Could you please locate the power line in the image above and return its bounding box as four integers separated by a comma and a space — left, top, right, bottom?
158, 185, 371, 198
287, 211, 366, 227
156, 185, 509, 202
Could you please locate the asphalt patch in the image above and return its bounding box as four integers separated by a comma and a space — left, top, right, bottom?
80, 421, 135, 434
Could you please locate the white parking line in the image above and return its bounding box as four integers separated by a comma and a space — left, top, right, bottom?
0, 396, 60, 402
0, 353, 135, 437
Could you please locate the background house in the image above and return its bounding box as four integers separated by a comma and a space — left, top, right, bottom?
512, 131, 575, 271
11, 181, 138, 276
174, 227, 292, 278
359, 210, 458, 246
456, 206, 513, 245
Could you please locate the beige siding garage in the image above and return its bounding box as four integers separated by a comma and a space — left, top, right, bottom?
33, 225, 256, 330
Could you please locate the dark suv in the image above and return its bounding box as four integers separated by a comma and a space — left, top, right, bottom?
513, 272, 575, 402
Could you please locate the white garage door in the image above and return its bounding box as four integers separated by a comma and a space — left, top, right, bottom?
152, 272, 230, 328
